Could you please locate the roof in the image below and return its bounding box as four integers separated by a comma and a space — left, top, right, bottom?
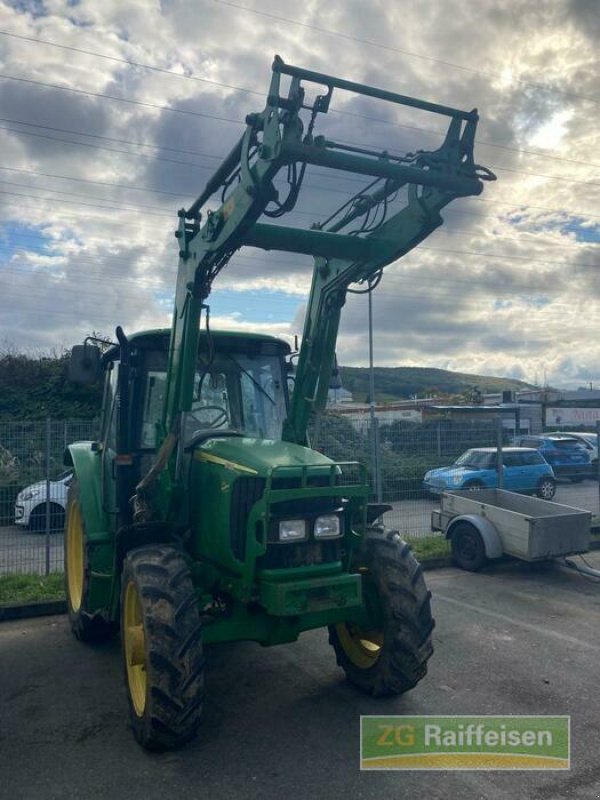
104, 327, 291, 359
466, 447, 538, 453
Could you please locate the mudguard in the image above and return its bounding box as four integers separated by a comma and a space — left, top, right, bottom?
445, 514, 503, 560
64, 442, 108, 539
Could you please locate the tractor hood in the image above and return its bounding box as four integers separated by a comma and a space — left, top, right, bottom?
194, 436, 334, 476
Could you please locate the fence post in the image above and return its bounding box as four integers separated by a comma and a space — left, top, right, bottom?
497, 416, 504, 489
45, 416, 51, 576
596, 420, 600, 518
374, 415, 382, 502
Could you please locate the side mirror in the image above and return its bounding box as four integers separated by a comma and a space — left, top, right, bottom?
69, 344, 102, 384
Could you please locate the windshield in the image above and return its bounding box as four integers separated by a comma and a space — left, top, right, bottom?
454, 450, 495, 469
140, 352, 288, 448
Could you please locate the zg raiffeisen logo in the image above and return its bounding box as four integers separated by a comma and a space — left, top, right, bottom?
360, 716, 570, 770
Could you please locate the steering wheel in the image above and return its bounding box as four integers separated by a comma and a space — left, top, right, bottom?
189, 405, 229, 429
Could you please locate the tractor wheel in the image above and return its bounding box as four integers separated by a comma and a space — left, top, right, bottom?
64, 482, 116, 642
328, 529, 434, 696
121, 545, 205, 751
450, 521, 487, 571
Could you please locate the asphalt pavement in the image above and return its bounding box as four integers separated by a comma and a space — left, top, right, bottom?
3, 553, 600, 800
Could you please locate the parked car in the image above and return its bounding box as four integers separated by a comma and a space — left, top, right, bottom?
423, 447, 556, 499
511, 434, 592, 481
14, 470, 72, 532
545, 431, 598, 468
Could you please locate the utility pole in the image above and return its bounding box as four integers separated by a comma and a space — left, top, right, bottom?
368, 281, 382, 502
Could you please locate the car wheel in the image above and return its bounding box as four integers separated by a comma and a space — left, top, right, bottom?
536, 478, 556, 500
450, 522, 487, 571
28, 503, 66, 533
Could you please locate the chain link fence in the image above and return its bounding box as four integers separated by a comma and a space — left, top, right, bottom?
1, 414, 598, 577
0, 419, 97, 576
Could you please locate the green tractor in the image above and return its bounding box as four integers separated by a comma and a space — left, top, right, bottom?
65, 56, 494, 750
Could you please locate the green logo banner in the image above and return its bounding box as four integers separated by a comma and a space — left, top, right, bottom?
360, 716, 570, 770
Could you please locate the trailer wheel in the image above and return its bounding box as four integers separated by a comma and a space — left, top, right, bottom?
64, 482, 115, 642
450, 522, 487, 571
536, 477, 556, 500
328, 530, 434, 696
121, 545, 205, 751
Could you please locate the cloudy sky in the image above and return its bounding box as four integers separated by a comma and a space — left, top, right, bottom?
0, 0, 598, 388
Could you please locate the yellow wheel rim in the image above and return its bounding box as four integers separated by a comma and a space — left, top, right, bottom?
335, 623, 384, 670
123, 581, 147, 717
66, 499, 84, 613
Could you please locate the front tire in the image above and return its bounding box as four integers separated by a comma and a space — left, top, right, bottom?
121, 545, 205, 751
463, 481, 484, 492
29, 503, 65, 532
65, 482, 115, 642
328, 530, 434, 696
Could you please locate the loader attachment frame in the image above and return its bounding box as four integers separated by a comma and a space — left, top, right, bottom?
151, 54, 494, 505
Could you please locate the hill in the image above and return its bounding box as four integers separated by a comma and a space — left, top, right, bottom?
339, 366, 534, 403
0, 349, 534, 421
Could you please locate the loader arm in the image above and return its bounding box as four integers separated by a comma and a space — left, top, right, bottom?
152, 55, 495, 499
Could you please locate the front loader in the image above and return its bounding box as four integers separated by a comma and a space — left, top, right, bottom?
65, 56, 495, 750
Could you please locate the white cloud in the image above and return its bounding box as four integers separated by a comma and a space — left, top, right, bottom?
0, 0, 598, 390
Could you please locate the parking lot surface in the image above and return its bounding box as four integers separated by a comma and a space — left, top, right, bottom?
2, 553, 600, 800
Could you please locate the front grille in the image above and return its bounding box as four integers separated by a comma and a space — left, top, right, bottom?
230, 476, 265, 560
271, 475, 334, 490
230, 477, 346, 569
257, 539, 343, 570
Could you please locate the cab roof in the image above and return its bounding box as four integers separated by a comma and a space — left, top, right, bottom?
104, 327, 291, 360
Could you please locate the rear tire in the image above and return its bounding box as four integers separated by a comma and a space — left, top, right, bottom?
328, 529, 434, 696
536, 477, 556, 500
121, 545, 205, 751
65, 482, 116, 642
451, 522, 487, 571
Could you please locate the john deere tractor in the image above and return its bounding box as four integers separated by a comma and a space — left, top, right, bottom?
65, 56, 494, 749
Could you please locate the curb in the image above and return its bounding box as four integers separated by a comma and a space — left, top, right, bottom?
0, 599, 66, 622
421, 556, 453, 570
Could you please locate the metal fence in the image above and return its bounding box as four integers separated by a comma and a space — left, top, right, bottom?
1, 414, 598, 577
314, 412, 600, 538
0, 419, 97, 576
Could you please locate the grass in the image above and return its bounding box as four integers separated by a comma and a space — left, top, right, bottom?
406, 534, 451, 561
0, 572, 65, 605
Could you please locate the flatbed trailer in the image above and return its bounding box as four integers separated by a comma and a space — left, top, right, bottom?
431, 489, 591, 571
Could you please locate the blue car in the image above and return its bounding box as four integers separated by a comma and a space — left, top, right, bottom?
512, 435, 592, 481
423, 447, 556, 499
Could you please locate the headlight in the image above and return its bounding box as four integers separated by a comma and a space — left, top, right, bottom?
314, 514, 341, 539
278, 519, 307, 541
20, 488, 41, 501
